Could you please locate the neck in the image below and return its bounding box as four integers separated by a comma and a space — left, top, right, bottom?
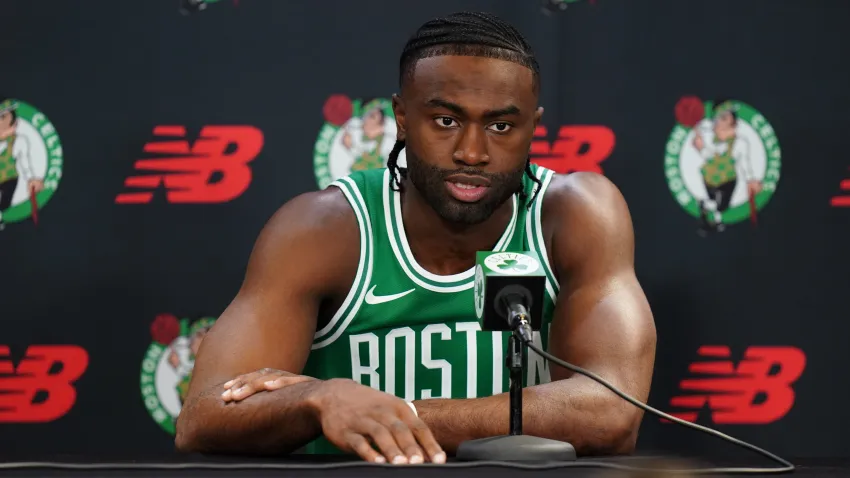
400, 178, 514, 276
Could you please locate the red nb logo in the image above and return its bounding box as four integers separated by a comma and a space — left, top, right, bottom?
830, 170, 850, 207
664, 346, 806, 425
115, 125, 264, 204
529, 125, 615, 174
0, 345, 89, 423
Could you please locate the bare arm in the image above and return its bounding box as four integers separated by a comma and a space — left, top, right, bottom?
415, 173, 657, 456
174, 188, 360, 455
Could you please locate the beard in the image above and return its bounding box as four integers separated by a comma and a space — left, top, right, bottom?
404, 152, 526, 226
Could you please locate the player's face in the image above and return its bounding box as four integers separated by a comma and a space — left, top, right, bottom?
394, 55, 541, 225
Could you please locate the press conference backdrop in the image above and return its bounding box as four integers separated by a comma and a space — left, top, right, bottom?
2, 0, 848, 461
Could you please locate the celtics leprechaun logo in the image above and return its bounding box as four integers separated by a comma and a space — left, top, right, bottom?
665, 97, 781, 235
0, 98, 63, 230
313, 95, 406, 189
140, 314, 216, 434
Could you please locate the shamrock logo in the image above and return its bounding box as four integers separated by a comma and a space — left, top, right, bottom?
497, 259, 528, 272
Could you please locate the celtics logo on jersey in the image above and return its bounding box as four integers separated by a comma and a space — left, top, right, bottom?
0, 98, 63, 230
665, 97, 781, 234
313, 95, 406, 189
140, 314, 216, 434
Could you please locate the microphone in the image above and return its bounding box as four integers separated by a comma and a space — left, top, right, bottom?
474, 251, 546, 339
463, 251, 578, 462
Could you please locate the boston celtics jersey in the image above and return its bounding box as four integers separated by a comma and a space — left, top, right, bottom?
301, 164, 561, 454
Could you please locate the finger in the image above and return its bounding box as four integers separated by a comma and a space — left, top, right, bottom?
344, 431, 386, 464
362, 418, 406, 464
230, 377, 274, 401
263, 375, 312, 390
382, 415, 423, 464
408, 418, 445, 464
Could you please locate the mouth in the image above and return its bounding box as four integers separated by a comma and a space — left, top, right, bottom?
444, 174, 491, 203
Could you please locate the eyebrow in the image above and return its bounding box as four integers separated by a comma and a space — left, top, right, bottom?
425, 98, 521, 119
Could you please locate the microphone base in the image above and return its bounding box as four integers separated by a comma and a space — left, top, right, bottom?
456, 434, 577, 462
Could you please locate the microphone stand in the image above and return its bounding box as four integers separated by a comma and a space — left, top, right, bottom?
456, 307, 577, 462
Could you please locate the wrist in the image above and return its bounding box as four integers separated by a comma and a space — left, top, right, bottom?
303, 377, 352, 420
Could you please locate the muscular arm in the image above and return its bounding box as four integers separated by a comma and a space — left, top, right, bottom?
415, 173, 657, 456
174, 188, 359, 455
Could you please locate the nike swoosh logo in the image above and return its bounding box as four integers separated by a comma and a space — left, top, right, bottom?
364, 285, 415, 305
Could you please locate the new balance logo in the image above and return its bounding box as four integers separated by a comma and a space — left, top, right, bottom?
115, 125, 264, 204
0, 345, 89, 422
530, 125, 616, 174
664, 345, 806, 425
830, 169, 850, 207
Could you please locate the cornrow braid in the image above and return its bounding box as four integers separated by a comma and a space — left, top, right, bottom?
387, 11, 544, 208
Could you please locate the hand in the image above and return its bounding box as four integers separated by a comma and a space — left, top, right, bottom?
28, 179, 44, 194
692, 133, 704, 151
313, 378, 445, 465
221, 368, 315, 402
748, 180, 763, 196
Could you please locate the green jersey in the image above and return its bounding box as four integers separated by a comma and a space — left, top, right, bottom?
302, 164, 561, 454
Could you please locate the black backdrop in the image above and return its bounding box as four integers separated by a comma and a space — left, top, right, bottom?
2, 0, 849, 461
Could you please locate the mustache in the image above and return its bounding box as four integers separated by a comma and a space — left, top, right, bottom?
434, 166, 521, 181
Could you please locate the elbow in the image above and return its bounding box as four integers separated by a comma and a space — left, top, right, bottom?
174, 409, 205, 454
605, 410, 641, 455
578, 410, 641, 457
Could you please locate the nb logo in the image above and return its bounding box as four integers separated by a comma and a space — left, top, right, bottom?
364, 285, 415, 305
0, 345, 89, 423
664, 345, 806, 425
115, 125, 264, 204
529, 125, 616, 175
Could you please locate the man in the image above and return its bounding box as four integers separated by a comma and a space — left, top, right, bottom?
693, 100, 762, 233
0, 99, 44, 230
175, 12, 656, 465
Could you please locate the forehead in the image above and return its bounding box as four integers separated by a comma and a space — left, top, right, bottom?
405, 55, 536, 107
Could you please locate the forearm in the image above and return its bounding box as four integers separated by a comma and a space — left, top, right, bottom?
415, 376, 638, 456
175, 379, 324, 455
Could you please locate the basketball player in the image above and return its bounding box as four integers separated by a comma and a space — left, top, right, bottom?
175, 12, 656, 465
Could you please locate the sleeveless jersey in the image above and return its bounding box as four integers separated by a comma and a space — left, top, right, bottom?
301, 164, 561, 454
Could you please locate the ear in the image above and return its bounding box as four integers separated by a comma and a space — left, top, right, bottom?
533, 106, 544, 129
392, 94, 406, 141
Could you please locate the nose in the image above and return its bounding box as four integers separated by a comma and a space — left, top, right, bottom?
453, 126, 490, 166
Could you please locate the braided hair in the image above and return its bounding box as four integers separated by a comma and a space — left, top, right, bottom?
387, 11, 543, 207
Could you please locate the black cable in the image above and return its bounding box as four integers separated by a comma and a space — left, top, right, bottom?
522, 339, 795, 475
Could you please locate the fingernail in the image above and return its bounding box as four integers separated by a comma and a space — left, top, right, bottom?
409, 455, 423, 464
224, 381, 233, 388
221, 390, 231, 400
434, 452, 446, 464
374, 456, 386, 464
392, 455, 407, 465
264, 380, 275, 387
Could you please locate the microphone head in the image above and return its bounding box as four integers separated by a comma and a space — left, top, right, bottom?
474, 251, 547, 332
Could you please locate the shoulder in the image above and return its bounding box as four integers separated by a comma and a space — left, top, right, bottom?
542, 171, 631, 233
541, 172, 634, 275
265, 186, 357, 238
253, 187, 360, 277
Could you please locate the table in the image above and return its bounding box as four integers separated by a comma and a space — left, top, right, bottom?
0, 455, 845, 477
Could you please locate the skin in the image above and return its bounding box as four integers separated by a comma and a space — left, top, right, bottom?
175, 54, 656, 464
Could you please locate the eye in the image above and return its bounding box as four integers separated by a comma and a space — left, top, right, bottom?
487, 122, 512, 133
434, 117, 459, 128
